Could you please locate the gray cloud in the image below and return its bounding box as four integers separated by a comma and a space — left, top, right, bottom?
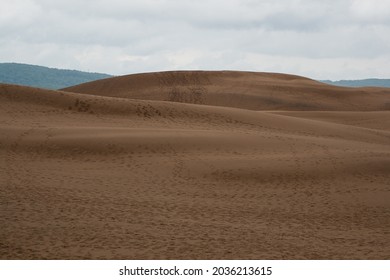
1, 0, 389, 79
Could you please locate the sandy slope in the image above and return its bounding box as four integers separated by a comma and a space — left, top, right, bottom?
64, 71, 390, 111
1, 75, 390, 259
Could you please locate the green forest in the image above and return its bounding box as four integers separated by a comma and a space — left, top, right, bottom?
0, 63, 112, 89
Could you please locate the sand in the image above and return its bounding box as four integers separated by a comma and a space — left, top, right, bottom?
1, 71, 389, 259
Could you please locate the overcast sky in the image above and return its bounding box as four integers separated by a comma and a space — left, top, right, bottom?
1, 0, 390, 80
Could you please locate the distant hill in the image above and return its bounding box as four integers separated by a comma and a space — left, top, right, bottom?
321, 79, 390, 88
0, 63, 112, 89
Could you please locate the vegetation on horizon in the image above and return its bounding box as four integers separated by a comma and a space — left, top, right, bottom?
321, 79, 390, 88
0, 63, 112, 89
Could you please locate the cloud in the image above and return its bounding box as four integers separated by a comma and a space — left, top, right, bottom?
350, 0, 390, 23
0, 0, 389, 79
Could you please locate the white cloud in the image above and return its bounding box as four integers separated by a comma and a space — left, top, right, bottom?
0, 0, 389, 79
350, 0, 390, 22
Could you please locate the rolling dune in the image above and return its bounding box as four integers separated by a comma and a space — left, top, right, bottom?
1, 71, 390, 259
64, 71, 390, 111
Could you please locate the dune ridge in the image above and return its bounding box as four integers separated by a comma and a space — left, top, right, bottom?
64, 70, 390, 111
1, 71, 390, 259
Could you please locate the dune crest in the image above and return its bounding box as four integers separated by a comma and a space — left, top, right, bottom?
64, 70, 390, 111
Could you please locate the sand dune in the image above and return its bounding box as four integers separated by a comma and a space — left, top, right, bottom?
64, 71, 390, 111
1, 72, 390, 260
